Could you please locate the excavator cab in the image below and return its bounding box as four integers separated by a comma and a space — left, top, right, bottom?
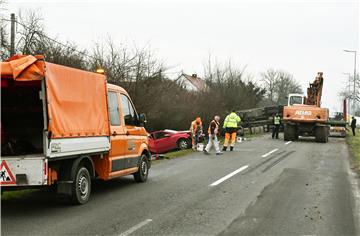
288, 94, 305, 106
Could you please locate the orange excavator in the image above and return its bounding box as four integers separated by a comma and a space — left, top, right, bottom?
283, 72, 329, 142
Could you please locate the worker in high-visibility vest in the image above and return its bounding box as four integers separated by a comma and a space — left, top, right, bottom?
190, 117, 203, 150
222, 110, 241, 151
204, 115, 222, 155
272, 113, 281, 139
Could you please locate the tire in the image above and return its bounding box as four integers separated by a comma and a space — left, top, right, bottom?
134, 154, 149, 183
284, 124, 296, 141
177, 139, 189, 150
71, 166, 91, 205
315, 126, 328, 143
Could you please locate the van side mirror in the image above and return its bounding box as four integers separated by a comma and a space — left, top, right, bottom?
139, 113, 147, 125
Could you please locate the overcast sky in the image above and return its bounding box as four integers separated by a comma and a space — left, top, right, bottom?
3, 0, 360, 112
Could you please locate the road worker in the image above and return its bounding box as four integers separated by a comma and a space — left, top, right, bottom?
272, 113, 281, 139
222, 110, 241, 151
351, 116, 357, 136
190, 117, 203, 150
204, 115, 222, 155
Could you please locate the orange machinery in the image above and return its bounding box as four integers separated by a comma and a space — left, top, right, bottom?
283, 72, 329, 142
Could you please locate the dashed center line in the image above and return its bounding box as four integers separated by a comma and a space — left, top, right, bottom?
210, 165, 248, 186
119, 219, 152, 236
261, 148, 279, 158
285, 141, 292, 145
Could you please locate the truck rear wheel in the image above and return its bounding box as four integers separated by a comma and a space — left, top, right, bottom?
134, 154, 149, 183
284, 124, 297, 141
315, 126, 328, 143
71, 166, 91, 204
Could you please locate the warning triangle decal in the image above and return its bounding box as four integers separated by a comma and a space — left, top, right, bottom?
0, 160, 16, 185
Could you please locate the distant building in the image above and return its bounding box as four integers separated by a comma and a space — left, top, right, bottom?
176, 73, 208, 92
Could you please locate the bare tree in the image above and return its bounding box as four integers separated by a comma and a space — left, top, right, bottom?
0, 0, 9, 60
261, 69, 278, 102
274, 71, 302, 104
261, 69, 302, 105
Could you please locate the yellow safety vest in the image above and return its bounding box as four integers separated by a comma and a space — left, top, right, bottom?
223, 112, 241, 128
274, 116, 281, 125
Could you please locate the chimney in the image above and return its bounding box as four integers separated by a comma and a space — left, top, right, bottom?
192, 74, 197, 78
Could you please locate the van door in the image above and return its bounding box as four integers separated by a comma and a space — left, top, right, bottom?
107, 91, 128, 174
120, 94, 142, 158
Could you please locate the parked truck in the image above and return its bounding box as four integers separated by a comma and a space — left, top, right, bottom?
1, 55, 151, 204
237, 105, 284, 132
283, 72, 329, 142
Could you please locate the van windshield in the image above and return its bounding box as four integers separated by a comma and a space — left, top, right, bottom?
289, 96, 303, 105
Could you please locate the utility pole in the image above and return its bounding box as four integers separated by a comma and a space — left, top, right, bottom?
344, 49, 358, 115
10, 13, 15, 56
343, 72, 351, 96
343, 72, 351, 117
354, 51, 357, 98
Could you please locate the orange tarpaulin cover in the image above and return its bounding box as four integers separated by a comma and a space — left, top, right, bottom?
1, 55, 110, 138
45, 63, 110, 138
1, 55, 45, 81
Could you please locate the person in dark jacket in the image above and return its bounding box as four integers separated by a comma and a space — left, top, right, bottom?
204, 115, 222, 155
351, 116, 357, 136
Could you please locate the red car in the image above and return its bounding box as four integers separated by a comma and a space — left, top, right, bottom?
148, 129, 191, 154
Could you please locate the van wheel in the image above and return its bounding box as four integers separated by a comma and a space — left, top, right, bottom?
134, 155, 149, 183
177, 139, 189, 150
71, 166, 91, 204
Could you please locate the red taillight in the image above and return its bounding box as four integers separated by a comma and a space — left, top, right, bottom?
44, 161, 47, 176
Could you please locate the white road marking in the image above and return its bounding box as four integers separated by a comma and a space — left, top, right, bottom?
119, 219, 152, 236
261, 148, 279, 158
210, 165, 248, 186
285, 141, 292, 145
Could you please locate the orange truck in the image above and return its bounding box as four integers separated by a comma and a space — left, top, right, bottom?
1, 55, 151, 204
283, 72, 329, 142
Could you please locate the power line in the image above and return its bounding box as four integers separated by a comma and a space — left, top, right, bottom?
1, 17, 96, 60
1, 15, 174, 76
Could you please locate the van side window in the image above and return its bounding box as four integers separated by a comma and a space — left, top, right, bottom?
121, 95, 138, 126
108, 91, 121, 126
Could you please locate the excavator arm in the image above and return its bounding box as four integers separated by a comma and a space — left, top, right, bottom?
304, 72, 323, 107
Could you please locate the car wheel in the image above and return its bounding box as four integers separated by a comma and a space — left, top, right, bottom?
177, 139, 189, 150
134, 154, 149, 183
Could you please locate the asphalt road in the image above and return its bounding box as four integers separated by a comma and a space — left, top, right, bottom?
2, 134, 360, 236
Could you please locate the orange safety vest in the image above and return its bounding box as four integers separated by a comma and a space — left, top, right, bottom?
208, 120, 219, 135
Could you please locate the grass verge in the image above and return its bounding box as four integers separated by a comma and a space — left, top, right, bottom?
1, 189, 38, 200
164, 149, 194, 159
346, 130, 360, 175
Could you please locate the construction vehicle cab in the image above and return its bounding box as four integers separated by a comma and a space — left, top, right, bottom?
288, 94, 305, 106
